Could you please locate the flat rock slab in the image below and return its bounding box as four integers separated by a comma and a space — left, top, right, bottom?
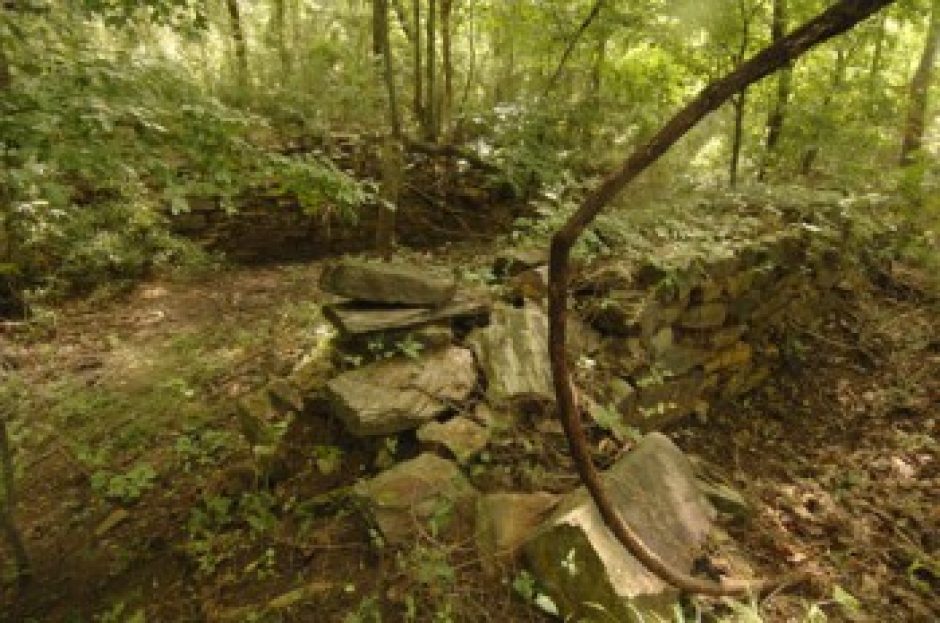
327, 346, 477, 436
354, 453, 478, 544
320, 259, 457, 306
468, 304, 553, 404
524, 433, 715, 622
417, 416, 491, 464
324, 292, 490, 335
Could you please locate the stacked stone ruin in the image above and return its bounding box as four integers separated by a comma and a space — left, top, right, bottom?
230, 195, 882, 620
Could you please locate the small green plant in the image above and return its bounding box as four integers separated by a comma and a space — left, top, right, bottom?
175, 428, 238, 472
511, 570, 559, 617
344, 594, 383, 623
186, 495, 236, 576
589, 402, 638, 442
244, 547, 278, 580
312, 445, 344, 475
94, 600, 146, 623
239, 491, 278, 535
91, 464, 157, 503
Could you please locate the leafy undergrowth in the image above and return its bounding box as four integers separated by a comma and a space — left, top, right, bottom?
1, 249, 937, 622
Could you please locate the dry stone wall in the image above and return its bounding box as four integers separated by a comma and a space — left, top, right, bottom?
574, 198, 875, 430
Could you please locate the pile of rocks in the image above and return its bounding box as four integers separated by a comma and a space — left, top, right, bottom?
231, 258, 719, 618
230, 235, 860, 620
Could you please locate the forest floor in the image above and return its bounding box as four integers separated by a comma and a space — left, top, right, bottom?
0, 245, 937, 622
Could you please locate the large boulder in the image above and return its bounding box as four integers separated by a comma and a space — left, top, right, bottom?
468, 304, 554, 405
319, 259, 457, 306
354, 453, 478, 544
327, 346, 477, 436
524, 433, 715, 622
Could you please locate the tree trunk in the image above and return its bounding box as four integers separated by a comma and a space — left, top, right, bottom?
0, 35, 9, 92
729, 0, 753, 188
425, 0, 437, 141
272, 0, 291, 86
900, 0, 940, 166
373, 0, 402, 259
548, 0, 895, 597
759, 0, 791, 180
730, 91, 747, 187
441, 0, 453, 138
802, 48, 847, 176
413, 0, 424, 129
224, 0, 250, 95
728, 0, 757, 188
1, 416, 31, 588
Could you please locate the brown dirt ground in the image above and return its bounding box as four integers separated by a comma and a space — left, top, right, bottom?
1, 253, 937, 622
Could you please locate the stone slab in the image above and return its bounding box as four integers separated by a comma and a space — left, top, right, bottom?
327, 346, 477, 435
524, 433, 714, 622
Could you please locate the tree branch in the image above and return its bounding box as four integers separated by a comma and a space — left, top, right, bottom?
548, 0, 896, 597
543, 0, 606, 96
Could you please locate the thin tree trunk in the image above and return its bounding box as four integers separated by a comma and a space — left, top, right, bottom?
730, 92, 747, 187
272, 0, 291, 86
1, 416, 30, 588
802, 48, 847, 176
413, 0, 424, 129
0, 37, 9, 92
548, 0, 895, 597
425, 0, 437, 141
224, 0, 250, 95
441, 0, 453, 138
900, 0, 940, 165
373, 0, 402, 260
543, 0, 606, 96
729, 0, 753, 188
759, 0, 791, 180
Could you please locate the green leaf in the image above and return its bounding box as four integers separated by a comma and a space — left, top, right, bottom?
832, 585, 861, 616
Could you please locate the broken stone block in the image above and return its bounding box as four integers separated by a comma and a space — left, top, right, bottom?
585, 290, 685, 338
354, 453, 478, 544
704, 342, 753, 373
524, 433, 714, 622
632, 372, 704, 429
678, 303, 728, 330
508, 266, 549, 300
476, 492, 559, 575
235, 390, 286, 447
468, 304, 554, 405
323, 292, 490, 335
319, 259, 457, 306
652, 342, 711, 376
417, 416, 491, 464
327, 346, 477, 436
